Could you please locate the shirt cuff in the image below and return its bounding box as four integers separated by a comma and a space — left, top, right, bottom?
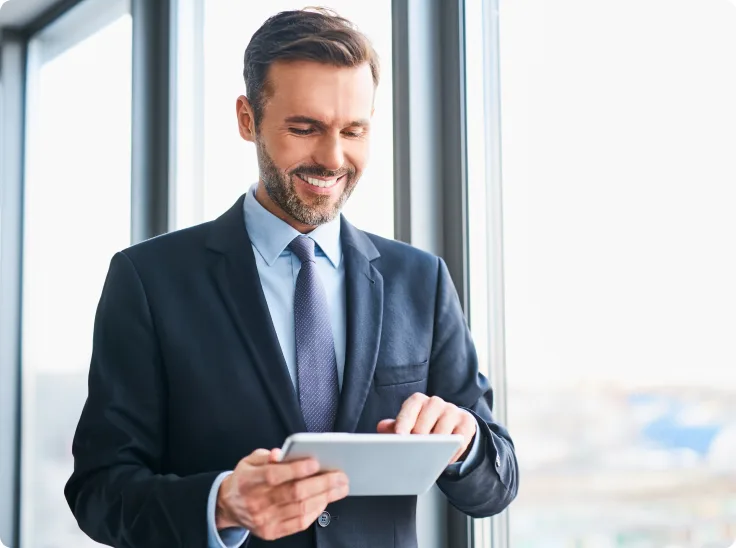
445, 413, 484, 475
207, 471, 249, 548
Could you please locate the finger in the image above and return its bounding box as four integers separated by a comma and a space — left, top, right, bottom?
376, 419, 396, 433
432, 408, 460, 435
431, 409, 466, 463
269, 471, 348, 506
269, 448, 283, 463
254, 458, 321, 487
259, 500, 327, 541
264, 482, 350, 540
394, 393, 428, 435
449, 414, 478, 464
449, 435, 475, 464
243, 448, 273, 466
411, 396, 446, 434
273, 479, 349, 521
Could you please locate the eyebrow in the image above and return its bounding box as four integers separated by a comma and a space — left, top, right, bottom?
284, 115, 370, 129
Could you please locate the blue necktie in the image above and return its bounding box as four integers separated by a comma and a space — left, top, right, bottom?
289, 235, 339, 433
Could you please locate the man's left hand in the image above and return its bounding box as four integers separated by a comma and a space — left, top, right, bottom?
376, 393, 477, 465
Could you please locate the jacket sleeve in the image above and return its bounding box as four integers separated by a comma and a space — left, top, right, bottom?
64, 251, 221, 547
430, 258, 519, 518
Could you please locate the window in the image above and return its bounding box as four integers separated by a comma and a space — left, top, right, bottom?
465, 0, 507, 545
470, 0, 736, 547
21, 3, 132, 546
174, 1, 394, 238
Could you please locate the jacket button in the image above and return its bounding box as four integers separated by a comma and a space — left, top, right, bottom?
318, 511, 331, 527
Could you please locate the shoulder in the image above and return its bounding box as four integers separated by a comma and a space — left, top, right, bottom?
367, 232, 438, 267
118, 220, 215, 273
120, 194, 245, 270
350, 228, 442, 283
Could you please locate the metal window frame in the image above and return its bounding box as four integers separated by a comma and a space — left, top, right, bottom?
392, 1, 474, 547
392, 0, 468, 295
27, 0, 129, 63
0, 33, 27, 548
131, 0, 172, 242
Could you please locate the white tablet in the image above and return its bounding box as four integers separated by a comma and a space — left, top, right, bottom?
279, 433, 464, 496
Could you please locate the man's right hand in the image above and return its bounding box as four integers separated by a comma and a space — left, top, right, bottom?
215, 448, 349, 541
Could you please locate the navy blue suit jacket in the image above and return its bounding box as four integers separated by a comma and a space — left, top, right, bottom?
65, 195, 518, 547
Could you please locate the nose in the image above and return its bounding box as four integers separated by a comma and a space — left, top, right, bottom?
312, 133, 344, 173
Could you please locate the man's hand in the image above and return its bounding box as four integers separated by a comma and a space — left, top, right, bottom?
216, 448, 349, 540
376, 393, 477, 465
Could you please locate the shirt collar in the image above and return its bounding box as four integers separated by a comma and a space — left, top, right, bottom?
243, 183, 342, 268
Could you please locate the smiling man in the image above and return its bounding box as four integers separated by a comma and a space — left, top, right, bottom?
65, 8, 518, 548
244, 57, 371, 232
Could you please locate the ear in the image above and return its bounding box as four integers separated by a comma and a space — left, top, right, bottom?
236, 95, 257, 142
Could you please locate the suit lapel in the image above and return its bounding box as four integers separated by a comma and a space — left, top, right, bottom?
334, 219, 383, 433
206, 196, 307, 435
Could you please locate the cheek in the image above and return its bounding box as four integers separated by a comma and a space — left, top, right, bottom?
264, 134, 312, 172
345, 141, 370, 174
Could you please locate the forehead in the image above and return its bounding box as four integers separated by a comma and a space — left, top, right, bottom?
264, 60, 375, 124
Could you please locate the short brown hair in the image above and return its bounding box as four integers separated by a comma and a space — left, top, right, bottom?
243, 8, 380, 127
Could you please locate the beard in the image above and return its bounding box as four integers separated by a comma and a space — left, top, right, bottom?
256, 138, 358, 227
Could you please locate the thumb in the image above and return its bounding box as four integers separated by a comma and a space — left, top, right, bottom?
376, 419, 396, 433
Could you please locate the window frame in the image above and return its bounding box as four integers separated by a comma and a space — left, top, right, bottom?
0, 32, 27, 548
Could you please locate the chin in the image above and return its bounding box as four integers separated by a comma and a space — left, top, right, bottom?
298, 190, 337, 208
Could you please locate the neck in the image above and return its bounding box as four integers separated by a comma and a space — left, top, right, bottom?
254, 182, 315, 234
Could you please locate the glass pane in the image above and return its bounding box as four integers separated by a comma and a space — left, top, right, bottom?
194, 1, 394, 237
21, 13, 132, 548
466, 0, 508, 544
496, 1, 736, 547
466, 0, 491, 377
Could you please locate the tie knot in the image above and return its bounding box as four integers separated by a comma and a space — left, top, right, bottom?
289, 235, 316, 264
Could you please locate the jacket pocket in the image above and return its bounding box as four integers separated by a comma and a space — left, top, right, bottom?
373, 362, 428, 387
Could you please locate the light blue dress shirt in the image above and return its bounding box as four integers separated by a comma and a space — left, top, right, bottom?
206, 184, 482, 548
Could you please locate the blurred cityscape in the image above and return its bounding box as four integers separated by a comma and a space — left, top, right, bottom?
509, 384, 736, 548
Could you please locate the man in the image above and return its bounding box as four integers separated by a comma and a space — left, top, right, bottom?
65, 8, 518, 548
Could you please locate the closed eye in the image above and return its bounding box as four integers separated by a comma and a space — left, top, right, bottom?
289, 127, 314, 136
288, 127, 367, 138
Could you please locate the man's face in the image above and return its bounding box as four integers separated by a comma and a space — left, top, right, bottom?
237, 60, 374, 227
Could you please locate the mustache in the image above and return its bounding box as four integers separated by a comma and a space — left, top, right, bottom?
291, 165, 354, 179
